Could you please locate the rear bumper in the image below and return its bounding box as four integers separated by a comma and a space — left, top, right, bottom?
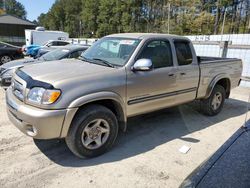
6, 88, 67, 139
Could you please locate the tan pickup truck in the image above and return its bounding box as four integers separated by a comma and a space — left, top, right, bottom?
6, 33, 242, 158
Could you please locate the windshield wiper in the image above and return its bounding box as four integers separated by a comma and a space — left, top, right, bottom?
79, 56, 115, 68
78, 56, 92, 63
92, 58, 115, 68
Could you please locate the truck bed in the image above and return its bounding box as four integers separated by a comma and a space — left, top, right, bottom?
196, 56, 242, 99
198, 56, 240, 64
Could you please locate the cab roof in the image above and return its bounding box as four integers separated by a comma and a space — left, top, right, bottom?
106, 33, 189, 40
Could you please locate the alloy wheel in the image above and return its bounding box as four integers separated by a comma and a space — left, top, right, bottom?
81, 119, 110, 150
211, 92, 222, 110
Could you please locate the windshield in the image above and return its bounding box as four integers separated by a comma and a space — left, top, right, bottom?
81, 37, 141, 66
40, 49, 69, 61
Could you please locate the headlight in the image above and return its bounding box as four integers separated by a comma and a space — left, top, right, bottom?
27, 87, 61, 105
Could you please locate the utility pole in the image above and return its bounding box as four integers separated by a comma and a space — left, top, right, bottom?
248, 18, 250, 29
248, 18, 250, 32
214, 0, 221, 34
168, 3, 170, 34
221, 8, 227, 35
3, 0, 6, 11
79, 20, 82, 37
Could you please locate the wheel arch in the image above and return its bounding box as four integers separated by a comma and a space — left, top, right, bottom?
60, 92, 127, 138
205, 74, 231, 99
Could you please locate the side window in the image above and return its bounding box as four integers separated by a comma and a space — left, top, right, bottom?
58, 41, 68, 46
69, 50, 83, 58
137, 40, 173, 69
52, 41, 58, 46
174, 41, 193, 66
47, 41, 56, 46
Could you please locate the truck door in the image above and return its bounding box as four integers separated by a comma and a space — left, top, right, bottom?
126, 39, 178, 117
173, 40, 199, 103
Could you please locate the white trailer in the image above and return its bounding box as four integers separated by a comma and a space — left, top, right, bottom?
25, 28, 69, 46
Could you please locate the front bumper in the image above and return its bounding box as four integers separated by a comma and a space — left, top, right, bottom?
6, 88, 67, 139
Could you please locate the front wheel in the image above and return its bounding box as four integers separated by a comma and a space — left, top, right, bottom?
0, 55, 12, 64
201, 85, 226, 116
65, 105, 118, 158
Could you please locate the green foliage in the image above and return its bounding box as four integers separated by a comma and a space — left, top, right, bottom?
81, 0, 99, 37
37, 0, 250, 37
97, 0, 117, 37
0, 8, 5, 15
0, 0, 26, 19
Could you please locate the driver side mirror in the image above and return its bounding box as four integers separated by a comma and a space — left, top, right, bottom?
132, 59, 153, 71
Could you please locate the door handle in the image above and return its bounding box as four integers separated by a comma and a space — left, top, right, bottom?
180, 72, 186, 76
168, 73, 175, 77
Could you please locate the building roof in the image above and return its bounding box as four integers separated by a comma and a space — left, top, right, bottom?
0, 14, 36, 26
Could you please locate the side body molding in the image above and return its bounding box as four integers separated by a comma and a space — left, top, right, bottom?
60, 92, 127, 137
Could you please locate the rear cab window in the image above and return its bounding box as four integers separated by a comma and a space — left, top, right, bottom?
174, 40, 193, 66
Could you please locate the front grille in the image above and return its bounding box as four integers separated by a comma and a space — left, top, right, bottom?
12, 79, 24, 101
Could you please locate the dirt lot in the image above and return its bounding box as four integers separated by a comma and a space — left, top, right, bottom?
0, 87, 249, 188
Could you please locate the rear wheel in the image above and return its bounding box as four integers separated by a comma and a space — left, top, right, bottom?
65, 105, 118, 158
0, 55, 12, 64
201, 85, 226, 116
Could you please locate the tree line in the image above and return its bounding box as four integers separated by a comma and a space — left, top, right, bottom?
1, 0, 250, 38
0, 0, 26, 19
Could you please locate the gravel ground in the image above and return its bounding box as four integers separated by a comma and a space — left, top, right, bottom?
0, 87, 249, 188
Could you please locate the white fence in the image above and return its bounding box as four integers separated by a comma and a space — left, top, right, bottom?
187, 34, 250, 87
68, 38, 98, 46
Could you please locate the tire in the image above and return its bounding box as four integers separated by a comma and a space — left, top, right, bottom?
65, 105, 119, 158
0, 55, 12, 65
201, 85, 226, 116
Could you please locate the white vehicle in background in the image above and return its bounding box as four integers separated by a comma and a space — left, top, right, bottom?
23, 27, 70, 57
24, 40, 71, 57
25, 27, 69, 46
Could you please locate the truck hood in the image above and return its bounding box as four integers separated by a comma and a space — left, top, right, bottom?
20, 59, 116, 84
